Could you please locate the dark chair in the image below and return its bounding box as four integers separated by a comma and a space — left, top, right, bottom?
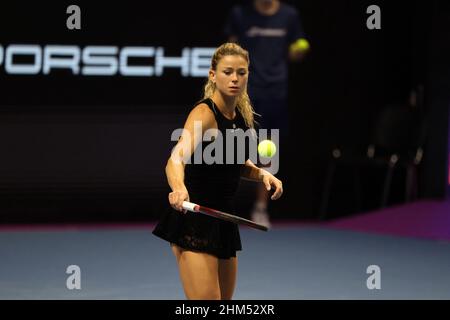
319, 104, 427, 220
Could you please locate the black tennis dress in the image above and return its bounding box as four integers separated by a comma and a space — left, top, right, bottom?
152, 98, 251, 259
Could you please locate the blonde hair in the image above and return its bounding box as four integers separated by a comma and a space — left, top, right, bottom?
202, 43, 256, 129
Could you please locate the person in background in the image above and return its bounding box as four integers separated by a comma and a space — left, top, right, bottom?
225, 0, 310, 227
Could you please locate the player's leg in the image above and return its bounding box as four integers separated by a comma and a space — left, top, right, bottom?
218, 256, 238, 300
250, 97, 271, 226
171, 244, 221, 300
253, 175, 271, 226
251, 96, 288, 227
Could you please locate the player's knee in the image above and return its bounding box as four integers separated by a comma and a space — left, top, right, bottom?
220, 290, 233, 300
189, 288, 221, 300
206, 290, 221, 300
219, 279, 236, 300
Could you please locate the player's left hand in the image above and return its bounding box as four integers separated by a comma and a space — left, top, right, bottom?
262, 174, 283, 200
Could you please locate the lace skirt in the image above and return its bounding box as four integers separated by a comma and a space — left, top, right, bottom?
152, 203, 242, 259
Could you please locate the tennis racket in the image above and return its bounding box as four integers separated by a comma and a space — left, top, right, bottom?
182, 201, 269, 232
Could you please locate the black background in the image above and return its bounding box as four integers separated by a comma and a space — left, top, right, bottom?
0, 0, 448, 222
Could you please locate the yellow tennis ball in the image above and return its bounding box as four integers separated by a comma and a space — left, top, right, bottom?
258, 140, 277, 158
290, 38, 310, 52
298, 38, 310, 51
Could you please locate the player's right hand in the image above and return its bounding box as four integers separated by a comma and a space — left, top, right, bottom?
168, 189, 190, 213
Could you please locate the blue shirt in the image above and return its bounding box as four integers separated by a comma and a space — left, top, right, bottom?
225, 3, 305, 98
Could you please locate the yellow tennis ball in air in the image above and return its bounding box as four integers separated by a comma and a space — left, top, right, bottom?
290, 38, 310, 52
298, 38, 310, 51
258, 140, 277, 158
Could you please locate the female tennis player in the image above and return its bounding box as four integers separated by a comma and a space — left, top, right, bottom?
152, 43, 283, 300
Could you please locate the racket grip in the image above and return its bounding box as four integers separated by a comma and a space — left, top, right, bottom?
182, 201, 198, 212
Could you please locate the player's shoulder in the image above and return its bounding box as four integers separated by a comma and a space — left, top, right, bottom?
192, 102, 212, 114
189, 101, 215, 121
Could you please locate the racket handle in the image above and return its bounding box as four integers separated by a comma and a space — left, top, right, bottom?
182, 201, 199, 212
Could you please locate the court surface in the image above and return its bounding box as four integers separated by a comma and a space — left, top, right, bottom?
1, 213, 449, 299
